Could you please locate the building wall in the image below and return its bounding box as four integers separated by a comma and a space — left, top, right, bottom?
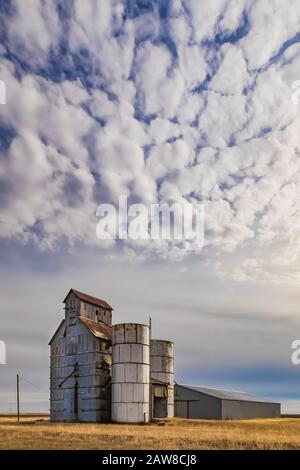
111, 323, 150, 423
174, 385, 221, 419
150, 340, 174, 418
79, 302, 112, 325
50, 319, 111, 422
64, 291, 112, 325
221, 400, 281, 420
64, 291, 80, 325
175, 386, 281, 420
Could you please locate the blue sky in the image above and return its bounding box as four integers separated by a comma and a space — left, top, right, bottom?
0, 0, 300, 413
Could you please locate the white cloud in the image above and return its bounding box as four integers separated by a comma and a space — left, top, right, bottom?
240, 0, 300, 70
7, 0, 61, 66
147, 139, 192, 180
210, 44, 249, 94
187, 0, 228, 43
135, 41, 185, 117
1, 0, 300, 281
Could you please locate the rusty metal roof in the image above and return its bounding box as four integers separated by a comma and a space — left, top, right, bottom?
79, 316, 112, 341
64, 288, 113, 310
151, 376, 169, 385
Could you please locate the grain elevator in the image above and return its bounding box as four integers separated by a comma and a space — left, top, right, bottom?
49, 289, 174, 423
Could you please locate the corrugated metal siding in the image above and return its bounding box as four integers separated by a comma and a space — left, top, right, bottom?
64, 288, 112, 310
175, 384, 281, 420
175, 385, 221, 419
50, 319, 111, 422
175, 400, 188, 418
111, 323, 150, 423
187, 399, 221, 419
221, 400, 281, 419
150, 340, 174, 418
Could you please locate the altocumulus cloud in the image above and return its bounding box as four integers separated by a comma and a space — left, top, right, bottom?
0, 0, 300, 281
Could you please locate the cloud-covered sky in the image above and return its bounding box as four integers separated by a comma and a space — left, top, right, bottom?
0, 0, 300, 412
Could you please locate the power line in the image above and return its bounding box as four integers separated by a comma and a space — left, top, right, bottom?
19, 376, 48, 394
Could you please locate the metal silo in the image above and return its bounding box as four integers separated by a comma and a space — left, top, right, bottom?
111, 323, 150, 423
150, 340, 174, 418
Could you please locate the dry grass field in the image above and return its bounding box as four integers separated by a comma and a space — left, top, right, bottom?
0, 415, 300, 450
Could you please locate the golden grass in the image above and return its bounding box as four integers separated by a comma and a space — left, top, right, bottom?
0, 416, 300, 450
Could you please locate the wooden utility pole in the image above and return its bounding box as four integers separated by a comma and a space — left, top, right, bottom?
17, 374, 20, 423
149, 316, 152, 421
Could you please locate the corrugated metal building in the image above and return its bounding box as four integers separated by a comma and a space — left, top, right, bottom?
50, 288, 281, 423
175, 384, 281, 420
49, 289, 113, 422
49, 289, 175, 423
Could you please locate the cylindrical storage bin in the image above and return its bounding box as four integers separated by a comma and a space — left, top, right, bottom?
111, 323, 150, 423
150, 340, 174, 418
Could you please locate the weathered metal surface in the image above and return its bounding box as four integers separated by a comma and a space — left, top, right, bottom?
150, 340, 174, 418
64, 288, 112, 310
112, 323, 149, 345
111, 323, 150, 423
79, 316, 112, 341
50, 291, 176, 423
153, 385, 168, 398
50, 301, 112, 423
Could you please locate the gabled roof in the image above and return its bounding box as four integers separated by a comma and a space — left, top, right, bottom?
49, 317, 112, 345
49, 319, 65, 345
63, 288, 113, 310
177, 384, 279, 404
79, 316, 112, 341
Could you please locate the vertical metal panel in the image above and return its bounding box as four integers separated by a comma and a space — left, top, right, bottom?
112, 323, 150, 423
174, 385, 280, 420
50, 320, 112, 422
174, 384, 221, 419
187, 399, 221, 419
221, 400, 281, 420
150, 340, 174, 418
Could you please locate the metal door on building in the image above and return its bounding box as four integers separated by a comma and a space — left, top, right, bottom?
153, 397, 168, 418
65, 385, 78, 421
64, 388, 73, 420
